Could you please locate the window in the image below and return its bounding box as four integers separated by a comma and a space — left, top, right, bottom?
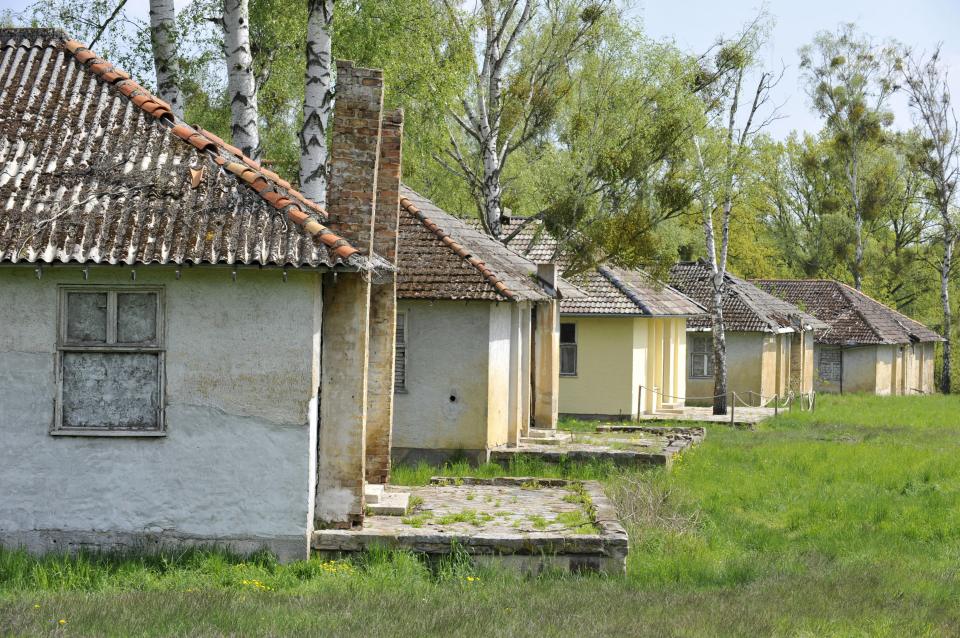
394, 312, 407, 392
560, 322, 577, 376
689, 335, 713, 378
54, 287, 165, 435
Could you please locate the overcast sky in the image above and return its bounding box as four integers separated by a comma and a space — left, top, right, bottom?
3, 0, 958, 139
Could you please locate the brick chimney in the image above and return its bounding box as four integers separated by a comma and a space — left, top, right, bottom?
326, 60, 385, 255
315, 60, 386, 529
365, 108, 404, 485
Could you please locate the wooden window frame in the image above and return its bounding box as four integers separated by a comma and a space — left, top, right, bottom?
394, 311, 407, 393
560, 322, 577, 377
688, 334, 713, 379
53, 285, 166, 437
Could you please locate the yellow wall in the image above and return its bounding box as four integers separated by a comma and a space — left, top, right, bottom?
686, 329, 814, 406
558, 315, 688, 418
816, 343, 938, 395
558, 316, 636, 418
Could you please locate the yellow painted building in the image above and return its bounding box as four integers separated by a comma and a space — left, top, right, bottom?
498, 223, 707, 420
756, 280, 944, 395
669, 262, 825, 406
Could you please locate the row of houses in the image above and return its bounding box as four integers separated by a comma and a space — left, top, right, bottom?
0, 29, 944, 562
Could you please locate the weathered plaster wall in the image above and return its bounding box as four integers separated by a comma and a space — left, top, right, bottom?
392, 300, 491, 458
686, 332, 765, 405
817, 342, 937, 395
0, 266, 320, 561
557, 316, 635, 418
842, 346, 880, 394
486, 303, 512, 447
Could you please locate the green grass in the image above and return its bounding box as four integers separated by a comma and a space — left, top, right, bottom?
3, 394, 960, 636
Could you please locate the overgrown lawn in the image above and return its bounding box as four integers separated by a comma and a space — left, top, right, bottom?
3, 394, 960, 636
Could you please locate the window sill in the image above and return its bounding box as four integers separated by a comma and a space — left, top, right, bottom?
688, 376, 713, 380
394, 388, 409, 395
50, 429, 167, 438
560, 374, 578, 378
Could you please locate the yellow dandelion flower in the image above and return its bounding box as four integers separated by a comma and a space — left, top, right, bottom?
59, 619, 67, 625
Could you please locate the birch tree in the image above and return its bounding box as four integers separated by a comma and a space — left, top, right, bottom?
902, 46, 960, 393
299, 0, 334, 205
148, 0, 184, 119
441, 0, 610, 238
800, 24, 899, 290
223, 0, 260, 159
694, 17, 780, 415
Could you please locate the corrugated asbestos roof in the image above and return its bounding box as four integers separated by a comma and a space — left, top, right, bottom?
668, 261, 826, 332
397, 186, 576, 302
0, 29, 380, 271
754, 279, 944, 345
494, 218, 704, 317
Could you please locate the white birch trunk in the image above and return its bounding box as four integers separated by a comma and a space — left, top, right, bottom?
223, 0, 260, 159
299, 0, 334, 206
941, 231, 954, 393
149, 0, 184, 119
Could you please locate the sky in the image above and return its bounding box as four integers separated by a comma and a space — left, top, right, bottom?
3, 0, 959, 139
635, 0, 960, 138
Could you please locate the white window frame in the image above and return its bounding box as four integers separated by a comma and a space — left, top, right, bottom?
560, 322, 577, 377
688, 334, 713, 379
53, 285, 166, 436
394, 311, 407, 393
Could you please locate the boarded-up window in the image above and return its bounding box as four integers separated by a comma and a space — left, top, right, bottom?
818, 346, 841, 386
689, 335, 713, 378
560, 322, 577, 376
55, 287, 164, 435
394, 312, 407, 392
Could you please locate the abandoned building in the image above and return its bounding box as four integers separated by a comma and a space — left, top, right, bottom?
393, 188, 583, 464
0, 29, 402, 560
497, 220, 707, 419
754, 280, 943, 394
668, 261, 826, 406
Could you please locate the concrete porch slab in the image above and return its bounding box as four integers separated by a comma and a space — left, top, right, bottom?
633, 405, 776, 427
490, 426, 704, 469
312, 477, 627, 574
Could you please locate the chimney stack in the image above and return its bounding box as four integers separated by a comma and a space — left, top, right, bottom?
537, 263, 558, 295
326, 60, 385, 255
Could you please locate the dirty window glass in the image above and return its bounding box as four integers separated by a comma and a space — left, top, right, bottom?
117, 293, 158, 344
560, 323, 577, 376
61, 352, 159, 429
66, 292, 107, 343
57, 287, 164, 435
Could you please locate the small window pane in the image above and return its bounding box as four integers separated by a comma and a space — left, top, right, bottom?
560, 344, 577, 375
61, 352, 159, 429
117, 293, 158, 344
560, 323, 576, 344
66, 292, 107, 343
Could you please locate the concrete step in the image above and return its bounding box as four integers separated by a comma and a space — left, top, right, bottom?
364, 483, 385, 504
367, 491, 410, 516
521, 429, 573, 445
656, 407, 686, 415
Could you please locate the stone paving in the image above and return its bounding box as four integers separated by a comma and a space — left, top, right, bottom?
490, 426, 705, 469
312, 478, 628, 574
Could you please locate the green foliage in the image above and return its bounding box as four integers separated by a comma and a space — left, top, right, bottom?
5, 395, 960, 636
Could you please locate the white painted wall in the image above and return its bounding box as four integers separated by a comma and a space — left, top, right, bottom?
392, 300, 494, 459
0, 266, 321, 561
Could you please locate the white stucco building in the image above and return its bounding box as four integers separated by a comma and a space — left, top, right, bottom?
0, 30, 403, 560
391, 188, 581, 464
